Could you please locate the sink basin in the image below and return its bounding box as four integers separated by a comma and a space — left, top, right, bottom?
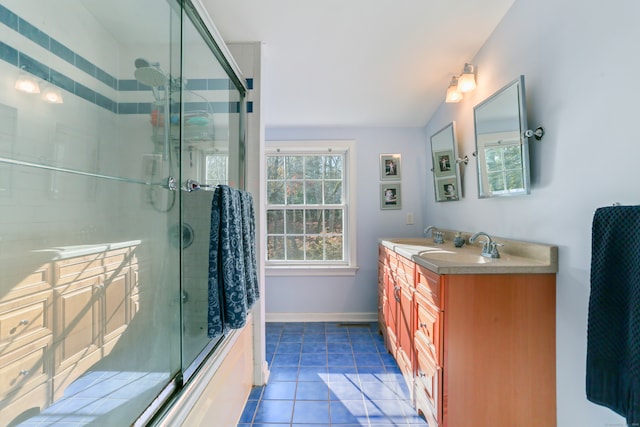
418, 250, 492, 264
383, 238, 436, 246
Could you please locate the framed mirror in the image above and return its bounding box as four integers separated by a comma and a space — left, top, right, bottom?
430, 122, 461, 202
473, 75, 529, 198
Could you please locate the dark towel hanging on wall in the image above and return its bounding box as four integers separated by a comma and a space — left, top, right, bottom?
207, 185, 260, 338
586, 205, 640, 425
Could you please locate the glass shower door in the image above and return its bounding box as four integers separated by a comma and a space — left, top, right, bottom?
0, 0, 182, 425
179, 6, 247, 377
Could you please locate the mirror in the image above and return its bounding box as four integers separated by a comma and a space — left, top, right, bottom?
474, 75, 529, 198
430, 122, 461, 202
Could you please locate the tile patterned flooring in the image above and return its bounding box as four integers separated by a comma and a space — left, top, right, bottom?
237, 322, 429, 427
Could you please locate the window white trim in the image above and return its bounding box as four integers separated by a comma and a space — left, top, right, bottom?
265, 140, 357, 275
265, 266, 360, 277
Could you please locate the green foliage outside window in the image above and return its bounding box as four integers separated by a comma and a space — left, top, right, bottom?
485, 144, 524, 194
267, 154, 345, 262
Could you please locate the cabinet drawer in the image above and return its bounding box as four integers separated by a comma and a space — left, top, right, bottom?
416, 266, 441, 308
55, 247, 130, 285
415, 298, 441, 363
0, 291, 53, 353
390, 256, 415, 285
0, 263, 51, 302
0, 335, 52, 401
379, 246, 395, 264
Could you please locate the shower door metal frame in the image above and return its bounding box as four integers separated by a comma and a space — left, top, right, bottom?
177, 0, 249, 385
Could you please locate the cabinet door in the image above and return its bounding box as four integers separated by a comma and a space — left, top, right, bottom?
53, 276, 100, 373
103, 270, 131, 344
396, 279, 413, 375
377, 259, 388, 338
415, 331, 440, 422
386, 271, 399, 355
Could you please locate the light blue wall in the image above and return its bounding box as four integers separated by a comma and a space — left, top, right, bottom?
263, 0, 639, 424
423, 0, 639, 426
264, 127, 427, 319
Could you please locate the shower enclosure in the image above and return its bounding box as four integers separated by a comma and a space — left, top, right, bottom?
0, 0, 247, 425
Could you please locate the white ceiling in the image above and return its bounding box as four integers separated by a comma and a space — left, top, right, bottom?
201, 0, 515, 128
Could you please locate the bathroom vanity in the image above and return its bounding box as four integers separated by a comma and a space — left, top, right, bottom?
378, 232, 558, 427
0, 241, 140, 422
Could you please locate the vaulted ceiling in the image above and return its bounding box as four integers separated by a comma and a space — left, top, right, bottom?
202, 0, 515, 127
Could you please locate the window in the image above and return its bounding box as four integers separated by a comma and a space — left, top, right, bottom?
484, 142, 525, 194
265, 141, 357, 275
205, 152, 229, 186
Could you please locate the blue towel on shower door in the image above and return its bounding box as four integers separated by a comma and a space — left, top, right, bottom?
586, 205, 640, 424
207, 185, 259, 338
240, 190, 259, 307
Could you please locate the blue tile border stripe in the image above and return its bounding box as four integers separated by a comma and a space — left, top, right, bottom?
0, 4, 253, 114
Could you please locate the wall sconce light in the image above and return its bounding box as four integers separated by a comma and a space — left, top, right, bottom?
457, 63, 476, 93
41, 83, 64, 104
15, 70, 40, 94
445, 76, 463, 103
444, 63, 477, 103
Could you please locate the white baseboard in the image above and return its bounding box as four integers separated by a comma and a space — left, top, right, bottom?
265, 312, 378, 323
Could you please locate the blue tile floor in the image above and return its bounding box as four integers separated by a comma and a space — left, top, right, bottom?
237, 322, 429, 427
13, 371, 168, 426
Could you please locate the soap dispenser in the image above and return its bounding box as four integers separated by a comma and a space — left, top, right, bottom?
453, 232, 465, 248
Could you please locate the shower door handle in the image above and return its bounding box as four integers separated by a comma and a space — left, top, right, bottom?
186, 179, 201, 192
185, 179, 214, 192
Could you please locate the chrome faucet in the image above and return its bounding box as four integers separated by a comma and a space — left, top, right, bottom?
469, 231, 502, 258
423, 226, 444, 244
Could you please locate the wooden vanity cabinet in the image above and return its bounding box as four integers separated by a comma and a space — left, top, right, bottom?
378, 246, 415, 383
52, 246, 139, 399
439, 271, 556, 427
378, 244, 557, 427
0, 243, 139, 421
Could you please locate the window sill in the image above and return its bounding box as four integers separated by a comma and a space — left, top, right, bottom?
265, 265, 360, 277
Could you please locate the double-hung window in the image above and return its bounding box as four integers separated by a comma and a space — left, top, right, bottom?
265, 141, 357, 275
478, 131, 526, 195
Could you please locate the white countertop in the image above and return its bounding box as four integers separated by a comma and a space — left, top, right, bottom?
379, 232, 558, 275
33, 240, 141, 260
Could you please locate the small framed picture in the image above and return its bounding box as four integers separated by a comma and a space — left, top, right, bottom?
380, 183, 401, 210
434, 150, 454, 177
379, 154, 401, 180
436, 177, 459, 202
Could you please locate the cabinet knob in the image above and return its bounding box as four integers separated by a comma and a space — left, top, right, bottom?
419, 322, 427, 328
19, 319, 29, 326
19, 370, 29, 376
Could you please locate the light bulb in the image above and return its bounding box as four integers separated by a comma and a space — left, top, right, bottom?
15, 72, 40, 94
445, 76, 462, 103
41, 84, 64, 104
457, 63, 476, 93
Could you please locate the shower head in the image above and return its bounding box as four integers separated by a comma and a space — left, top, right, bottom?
133, 58, 167, 87
134, 67, 167, 87
134, 58, 151, 69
